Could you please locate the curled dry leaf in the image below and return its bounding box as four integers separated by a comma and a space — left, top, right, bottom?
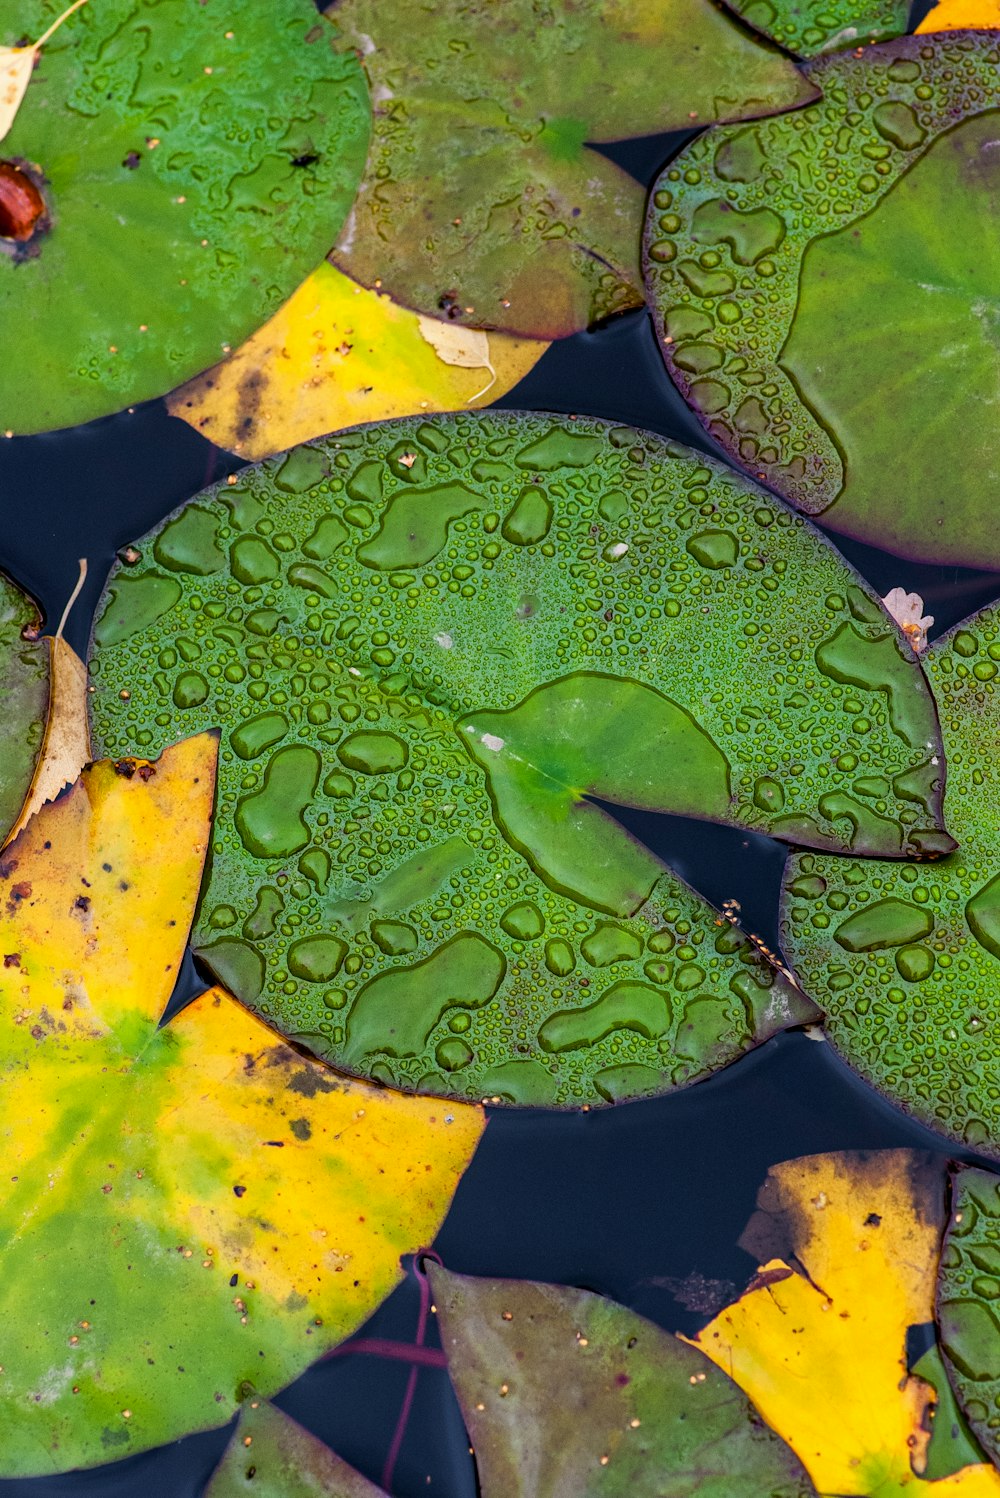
167, 264, 545, 461
686, 1151, 1000, 1495
0, 0, 88, 144
0, 733, 484, 1474
4, 634, 90, 846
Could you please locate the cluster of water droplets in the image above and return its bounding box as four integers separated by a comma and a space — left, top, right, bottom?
643, 34, 1000, 514
90, 412, 942, 1105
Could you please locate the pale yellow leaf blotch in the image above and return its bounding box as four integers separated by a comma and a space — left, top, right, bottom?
684, 1152, 1000, 1497
0, 0, 90, 143
168, 262, 548, 461
916, 0, 1000, 28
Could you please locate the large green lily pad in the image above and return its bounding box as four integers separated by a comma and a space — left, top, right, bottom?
206, 1402, 386, 1497
782, 602, 1000, 1158
88, 412, 948, 1107
938, 1167, 1000, 1470
428, 1264, 817, 1496
0, 0, 370, 435
328, 0, 814, 339
644, 33, 1000, 568
721, 0, 908, 58
0, 568, 47, 841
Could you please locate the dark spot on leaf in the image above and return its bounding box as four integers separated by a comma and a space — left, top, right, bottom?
289, 1117, 312, 1140
122, 151, 141, 169
865, 1212, 882, 1227
287, 1066, 338, 1098
114, 760, 137, 779
74, 896, 91, 913
291, 152, 319, 167
233, 1184, 246, 1197
3, 953, 19, 967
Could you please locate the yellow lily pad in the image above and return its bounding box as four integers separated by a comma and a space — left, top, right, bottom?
916, 1, 1000, 29
685, 1152, 1000, 1496
167, 264, 548, 461
0, 734, 484, 1475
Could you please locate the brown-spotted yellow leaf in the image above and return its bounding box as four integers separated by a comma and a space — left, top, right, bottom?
0, 734, 484, 1475
916, 0, 1000, 28
167, 263, 547, 461
4, 634, 90, 847
685, 1152, 1000, 1497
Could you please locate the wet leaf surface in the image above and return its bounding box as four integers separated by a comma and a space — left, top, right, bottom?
205, 1400, 387, 1497
0, 0, 370, 435
0, 733, 484, 1475
328, 0, 814, 339
644, 33, 1000, 568
938, 1168, 1000, 1471
781, 604, 1000, 1159
429, 1263, 816, 1496
167, 263, 547, 461
0, 567, 49, 844
85, 411, 950, 1105
721, 0, 908, 57
688, 1151, 1000, 1496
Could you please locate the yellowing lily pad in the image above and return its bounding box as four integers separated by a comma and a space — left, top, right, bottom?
206, 1400, 387, 1498
0, 734, 484, 1475
687, 1152, 1000, 1496
781, 603, 1000, 1158
0, 0, 370, 434
429, 1264, 816, 1495
329, 0, 814, 339
917, 0, 1000, 29
87, 413, 953, 1106
644, 33, 1000, 568
167, 264, 548, 461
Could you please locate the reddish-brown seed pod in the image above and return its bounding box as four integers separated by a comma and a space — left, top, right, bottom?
0, 162, 44, 241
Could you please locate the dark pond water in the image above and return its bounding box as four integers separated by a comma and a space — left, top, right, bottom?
1, 107, 998, 1496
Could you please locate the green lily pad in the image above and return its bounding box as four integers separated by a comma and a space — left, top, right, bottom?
0, 0, 370, 435
909, 1345, 989, 1482
206, 1401, 386, 1497
721, 0, 907, 57
781, 602, 1000, 1157
88, 412, 948, 1106
937, 1167, 1000, 1470
0, 569, 47, 841
428, 1264, 816, 1496
644, 33, 1000, 568
328, 0, 815, 339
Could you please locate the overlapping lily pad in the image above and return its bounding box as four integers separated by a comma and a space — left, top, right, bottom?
429, 1264, 816, 1495
644, 32, 1000, 568
938, 1167, 1000, 1470
0, 567, 47, 841
328, 0, 814, 340
781, 602, 1000, 1156
0, 0, 370, 435
0, 733, 484, 1474
722, 0, 908, 57
87, 412, 953, 1105
689, 1151, 1000, 1494
206, 1401, 387, 1497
